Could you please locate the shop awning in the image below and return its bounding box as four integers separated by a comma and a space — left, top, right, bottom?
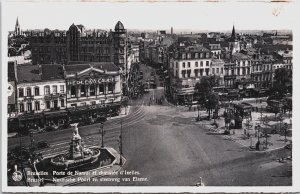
44, 110, 68, 118
18, 113, 43, 121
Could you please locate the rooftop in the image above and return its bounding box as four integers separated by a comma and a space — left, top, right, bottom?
65, 62, 120, 75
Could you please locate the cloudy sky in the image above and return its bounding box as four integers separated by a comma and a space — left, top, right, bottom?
2, 1, 298, 32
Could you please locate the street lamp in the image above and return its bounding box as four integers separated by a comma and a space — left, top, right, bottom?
99, 122, 105, 148
119, 117, 123, 165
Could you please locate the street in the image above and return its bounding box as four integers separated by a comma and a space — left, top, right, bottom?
8, 66, 292, 186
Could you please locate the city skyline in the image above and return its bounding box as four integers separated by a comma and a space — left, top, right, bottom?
3, 1, 296, 32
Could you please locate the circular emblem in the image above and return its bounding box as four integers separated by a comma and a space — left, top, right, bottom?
8, 83, 14, 96
12, 171, 23, 182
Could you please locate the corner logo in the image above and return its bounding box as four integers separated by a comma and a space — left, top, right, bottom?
8, 83, 14, 96
12, 171, 23, 182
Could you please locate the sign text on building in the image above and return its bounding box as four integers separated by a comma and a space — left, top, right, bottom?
67, 78, 114, 86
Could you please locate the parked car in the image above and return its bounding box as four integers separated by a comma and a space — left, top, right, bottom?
37, 141, 50, 149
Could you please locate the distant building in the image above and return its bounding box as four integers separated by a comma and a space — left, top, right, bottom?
169, 44, 212, 104
228, 25, 241, 54
30, 21, 127, 73
14, 17, 21, 36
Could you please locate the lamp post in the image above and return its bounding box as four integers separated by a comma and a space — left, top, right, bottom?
99, 122, 105, 148
119, 117, 123, 165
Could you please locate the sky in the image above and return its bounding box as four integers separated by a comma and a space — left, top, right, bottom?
2, 1, 298, 32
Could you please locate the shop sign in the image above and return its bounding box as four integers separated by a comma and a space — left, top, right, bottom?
8, 112, 17, 118
67, 77, 114, 86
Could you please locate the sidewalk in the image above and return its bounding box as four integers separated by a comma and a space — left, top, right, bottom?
175, 105, 292, 152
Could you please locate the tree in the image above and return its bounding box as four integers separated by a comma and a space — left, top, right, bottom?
270, 68, 292, 99
194, 76, 218, 107
205, 93, 220, 119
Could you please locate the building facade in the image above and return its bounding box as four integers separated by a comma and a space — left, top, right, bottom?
169, 44, 212, 104
30, 21, 127, 71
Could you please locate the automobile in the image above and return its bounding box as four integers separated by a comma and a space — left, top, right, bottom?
37, 141, 50, 149
95, 116, 107, 123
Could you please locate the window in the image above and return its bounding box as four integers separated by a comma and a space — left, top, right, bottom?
44, 86, 50, 95
195, 62, 198, 67
91, 101, 96, 105
216, 68, 219, 74
46, 101, 51, 109
194, 69, 198, 77
188, 62, 191, 68
100, 100, 105, 104
27, 102, 32, 111
26, 88, 32, 97
19, 88, 24, 97
80, 85, 86, 97
212, 68, 215, 74
200, 53, 204, 58
60, 85, 65, 93
19, 103, 24, 112
195, 53, 199, 58
54, 100, 58, 108
61, 99, 65, 107
34, 87, 39, 96
187, 70, 191, 78
52, 85, 57, 94
182, 54, 186, 59
71, 86, 76, 98
108, 83, 114, 93
200, 61, 203, 67
221, 68, 224, 74
35, 101, 40, 111
182, 70, 186, 78
187, 53, 191, 59
206, 61, 209, 66
90, 85, 96, 96
182, 62, 186, 68
99, 84, 104, 94
176, 62, 178, 68
205, 68, 209, 76
206, 53, 210, 58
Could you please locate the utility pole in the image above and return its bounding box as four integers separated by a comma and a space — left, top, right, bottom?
100, 122, 104, 148
119, 117, 123, 165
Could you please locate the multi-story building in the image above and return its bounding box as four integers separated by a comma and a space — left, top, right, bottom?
8, 61, 123, 133
224, 52, 252, 89
210, 57, 225, 86
64, 62, 122, 108
30, 21, 127, 71
251, 55, 274, 89
169, 44, 212, 104
14, 64, 66, 129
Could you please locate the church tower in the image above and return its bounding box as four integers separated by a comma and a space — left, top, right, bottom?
14, 17, 21, 36
228, 25, 240, 55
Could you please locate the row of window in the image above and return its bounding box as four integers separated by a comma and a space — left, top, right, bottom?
19, 99, 65, 112
18, 85, 65, 97
180, 69, 210, 78
70, 99, 114, 108
179, 61, 210, 69
181, 52, 210, 59
211, 68, 224, 75
70, 84, 114, 98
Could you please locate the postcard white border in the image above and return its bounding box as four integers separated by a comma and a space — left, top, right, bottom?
1, 0, 300, 193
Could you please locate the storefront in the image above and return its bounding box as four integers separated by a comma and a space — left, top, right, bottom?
65, 62, 122, 108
